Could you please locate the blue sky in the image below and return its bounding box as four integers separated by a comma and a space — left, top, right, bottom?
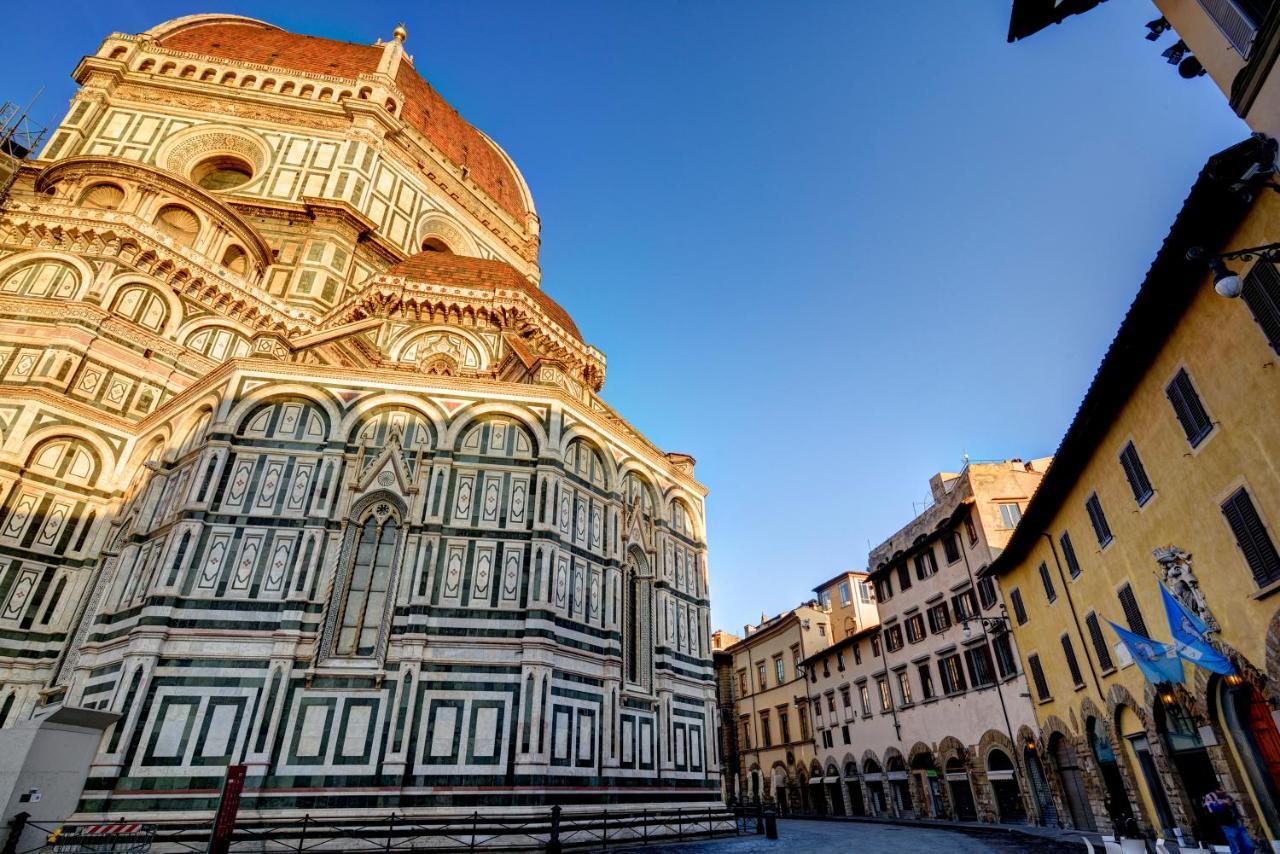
0, 2, 1249, 634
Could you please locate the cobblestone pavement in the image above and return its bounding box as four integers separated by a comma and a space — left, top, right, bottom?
631, 818, 1088, 853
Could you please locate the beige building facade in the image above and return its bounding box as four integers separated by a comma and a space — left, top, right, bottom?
813, 570, 877, 642
722, 605, 829, 811
855, 460, 1052, 825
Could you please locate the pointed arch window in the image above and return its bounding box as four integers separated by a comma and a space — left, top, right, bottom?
622, 548, 653, 693
332, 499, 402, 658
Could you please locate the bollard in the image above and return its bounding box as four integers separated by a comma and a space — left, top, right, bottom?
764, 809, 778, 840
546, 804, 562, 854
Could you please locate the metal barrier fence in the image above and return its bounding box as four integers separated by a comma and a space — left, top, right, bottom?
6, 805, 756, 853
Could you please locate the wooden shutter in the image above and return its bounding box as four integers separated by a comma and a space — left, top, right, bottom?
1010, 588, 1027, 625
1038, 561, 1057, 602
1085, 612, 1114, 671
1086, 493, 1112, 545
1242, 261, 1280, 355
1222, 487, 1280, 587
1061, 634, 1084, 687
1028, 653, 1050, 701
1165, 369, 1212, 446
1060, 531, 1081, 578
1117, 583, 1149, 637
1119, 442, 1154, 503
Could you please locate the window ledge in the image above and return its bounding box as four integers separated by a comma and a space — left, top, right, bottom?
1250, 577, 1280, 601
1072, 683, 1087, 693
1037, 696, 1054, 705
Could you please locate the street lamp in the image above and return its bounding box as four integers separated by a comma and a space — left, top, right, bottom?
1187, 243, 1280, 299
961, 606, 1012, 640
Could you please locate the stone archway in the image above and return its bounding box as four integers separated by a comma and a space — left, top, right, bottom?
908, 742, 948, 819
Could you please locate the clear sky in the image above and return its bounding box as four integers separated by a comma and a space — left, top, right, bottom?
0, 2, 1249, 634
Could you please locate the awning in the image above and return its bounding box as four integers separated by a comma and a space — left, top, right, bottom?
887, 771, 908, 781
987, 770, 1015, 781
823, 775, 839, 784
945, 772, 968, 782
808, 776, 822, 785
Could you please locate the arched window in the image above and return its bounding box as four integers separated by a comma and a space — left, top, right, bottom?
79, 182, 125, 210
333, 499, 401, 658
623, 548, 652, 691
28, 437, 99, 487
110, 284, 169, 331
421, 236, 452, 253
193, 157, 253, 192
153, 204, 200, 246
1, 260, 80, 299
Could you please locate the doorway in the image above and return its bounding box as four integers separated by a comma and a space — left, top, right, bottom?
988, 748, 1028, 824
1051, 732, 1097, 831
1222, 680, 1280, 840
946, 757, 978, 821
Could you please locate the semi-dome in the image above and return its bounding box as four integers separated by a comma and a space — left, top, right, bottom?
144, 14, 535, 224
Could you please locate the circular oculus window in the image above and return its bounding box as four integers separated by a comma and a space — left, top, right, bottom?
191, 155, 254, 191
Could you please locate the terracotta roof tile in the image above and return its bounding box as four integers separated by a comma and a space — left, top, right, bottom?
384, 252, 580, 341
156, 20, 529, 221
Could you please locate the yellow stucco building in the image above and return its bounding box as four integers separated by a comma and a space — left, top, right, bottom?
989, 134, 1280, 848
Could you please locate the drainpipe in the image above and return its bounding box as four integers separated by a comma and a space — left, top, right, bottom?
1040, 532, 1105, 699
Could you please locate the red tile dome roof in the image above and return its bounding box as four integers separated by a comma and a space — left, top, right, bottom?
384, 252, 581, 342
152, 17, 531, 223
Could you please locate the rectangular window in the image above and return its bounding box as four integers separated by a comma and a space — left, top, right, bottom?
977, 575, 998, 610
1010, 588, 1028, 625
1085, 611, 1115, 671
877, 678, 892, 711
824, 730, 834, 749
897, 671, 913, 705
1086, 492, 1113, 547
774, 656, 785, 685
964, 645, 996, 687
792, 645, 802, 679
839, 581, 852, 606
1060, 531, 1082, 578
1222, 486, 1280, 588
939, 654, 967, 694
853, 643, 862, 665
952, 590, 978, 622
993, 633, 1017, 678
1166, 368, 1214, 447
1028, 653, 1051, 702
1117, 582, 1150, 637
739, 717, 751, 750
1119, 441, 1154, 506
841, 724, 850, 745
757, 663, 767, 690
760, 713, 772, 748
998, 503, 1022, 529
737, 670, 747, 696
1242, 260, 1280, 355
965, 515, 979, 545
799, 706, 810, 740
885, 624, 904, 652
875, 577, 893, 602
927, 602, 952, 634
897, 563, 913, 591
918, 663, 935, 700
1061, 633, 1085, 688
818, 623, 827, 637
859, 580, 872, 603
906, 613, 926, 643
827, 692, 837, 713
859, 683, 872, 715
942, 532, 961, 564
820, 590, 831, 609
914, 548, 938, 580
1038, 561, 1057, 603
841, 687, 852, 708
871, 634, 881, 657
779, 710, 791, 743
836, 650, 845, 671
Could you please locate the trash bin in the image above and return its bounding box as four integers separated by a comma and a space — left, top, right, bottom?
764, 809, 778, 840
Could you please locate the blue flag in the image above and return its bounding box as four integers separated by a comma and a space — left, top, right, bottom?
1108, 620, 1184, 685
1161, 583, 1237, 676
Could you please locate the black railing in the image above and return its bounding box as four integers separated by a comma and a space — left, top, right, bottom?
14, 805, 744, 853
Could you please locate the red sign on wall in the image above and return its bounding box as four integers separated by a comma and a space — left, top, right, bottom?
209, 764, 247, 854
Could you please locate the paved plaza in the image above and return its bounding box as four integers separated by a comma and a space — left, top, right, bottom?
639, 819, 1087, 853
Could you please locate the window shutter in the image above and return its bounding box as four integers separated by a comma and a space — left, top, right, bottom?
1242, 260, 1280, 355
1117, 583, 1149, 637
1166, 369, 1213, 446
1061, 634, 1084, 687
1085, 612, 1114, 671
1119, 442, 1154, 503
1060, 531, 1081, 578
1086, 493, 1112, 546
1222, 487, 1280, 587
1010, 588, 1027, 625
1038, 562, 1057, 603
1027, 653, 1050, 701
